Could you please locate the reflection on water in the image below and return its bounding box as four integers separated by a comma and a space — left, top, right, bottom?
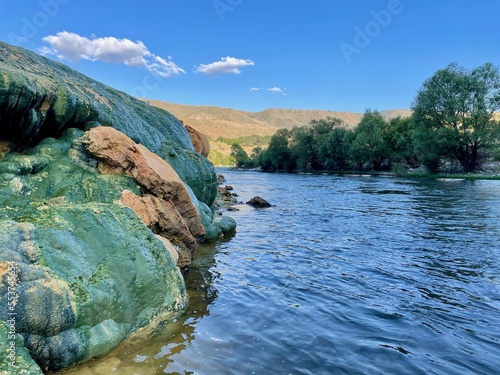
61, 172, 500, 375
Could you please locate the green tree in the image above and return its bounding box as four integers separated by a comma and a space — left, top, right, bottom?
315, 119, 352, 171
230, 143, 253, 168
289, 117, 345, 171
412, 63, 500, 172
259, 129, 295, 171
386, 116, 420, 168
311, 117, 343, 170
349, 110, 391, 171
290, 126, 315, 170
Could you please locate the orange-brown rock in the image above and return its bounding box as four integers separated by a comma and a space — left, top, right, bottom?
0, 140, 11, 159
82, 126, 205, 265
119, 190, 159, 227
155, 235, 179, 265
119, 190, 199, 255
185, 124, 210, 157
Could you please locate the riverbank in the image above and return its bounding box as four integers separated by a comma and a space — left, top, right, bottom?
233, 168, 500, 181
223, 159, 500, 180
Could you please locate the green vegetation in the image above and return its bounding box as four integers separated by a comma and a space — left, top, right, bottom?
209, 135, 271, 166
216, 134, 272, 147
249, 63, 500, 175
208, 147, 232, 166
230, 143, 253, 168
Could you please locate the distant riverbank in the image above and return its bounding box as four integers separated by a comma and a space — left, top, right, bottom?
228, 167, 500, 181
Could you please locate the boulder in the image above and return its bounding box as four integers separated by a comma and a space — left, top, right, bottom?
185, 124, 210, 157
217, 174, 226, 184
0, 42, 191, 152
0, 42, 217, 207
0, 130, 188, 371
0, 320, 43, 375
160, 141, 218, 206
81, 126, 206, 251
246, 196, 272, 208
119, 190, 197, 272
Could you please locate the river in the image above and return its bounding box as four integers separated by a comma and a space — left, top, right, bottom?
65, 169, 500, 375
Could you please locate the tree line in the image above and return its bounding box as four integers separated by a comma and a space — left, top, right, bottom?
231, 63, 500, 174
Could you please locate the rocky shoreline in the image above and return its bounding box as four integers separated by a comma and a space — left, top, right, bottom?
0, 42, 235, 374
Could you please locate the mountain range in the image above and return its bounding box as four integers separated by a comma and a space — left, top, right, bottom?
148, 100, 412, 140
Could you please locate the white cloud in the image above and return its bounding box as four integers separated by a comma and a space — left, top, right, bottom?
195, 56, 255, 75
267, 87, 287, 95
250, 86, 287, 95
40, 31, 185, 77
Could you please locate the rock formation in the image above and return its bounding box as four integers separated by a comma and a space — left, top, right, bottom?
0, 42, 236, 374
185, 124, 210, 157
81, 126, 206, 272
246, 196, 272, 208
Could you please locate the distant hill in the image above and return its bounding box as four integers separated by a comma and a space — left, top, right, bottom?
147, 100, 412, 165
148, 100, 412, 140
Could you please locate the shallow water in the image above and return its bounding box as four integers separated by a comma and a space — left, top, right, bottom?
65, 170, 500, 375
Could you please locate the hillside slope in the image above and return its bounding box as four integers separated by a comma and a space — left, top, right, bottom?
149, 100, 412, 140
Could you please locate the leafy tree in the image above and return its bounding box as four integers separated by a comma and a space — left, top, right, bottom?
251, 146, 263, 160
288, 117, 346, 171
386, 116, 420, 168
412, 63, 500, 172
230, 143, 253, 168
290, 126, 316, 170
316, 122, 352, 171
310, 117, 344, 170
259, 129, 295, 171
349, 110, 391, 170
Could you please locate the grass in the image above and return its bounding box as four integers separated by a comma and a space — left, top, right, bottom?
405, 172, 500, 181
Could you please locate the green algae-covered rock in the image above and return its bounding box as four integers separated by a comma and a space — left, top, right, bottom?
161, 141, 218, 207
0, 42, 217, 206
0, 131, 187, 371
0, 208, 186, 371
0, 43, 192, 153
0, 130, 141, 210
190, 192, 237, 241
0, 41, 236, 373
215, 215, 237, 234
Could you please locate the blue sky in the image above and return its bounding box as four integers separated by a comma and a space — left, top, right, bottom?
1, 0, 499, 113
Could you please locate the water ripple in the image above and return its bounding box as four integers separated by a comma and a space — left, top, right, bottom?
63, 172, 500, 375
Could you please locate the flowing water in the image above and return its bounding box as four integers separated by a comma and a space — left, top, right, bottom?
66, 170, 500, 375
